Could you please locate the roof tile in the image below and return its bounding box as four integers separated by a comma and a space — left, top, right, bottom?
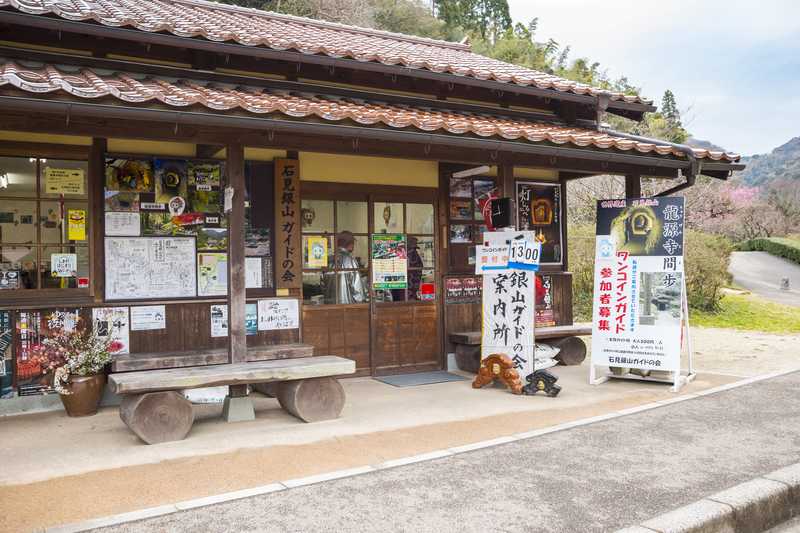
0, 0, 649, 105
0, 59, 740, 162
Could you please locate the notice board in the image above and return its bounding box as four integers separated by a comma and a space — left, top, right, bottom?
105, 237, 197, 300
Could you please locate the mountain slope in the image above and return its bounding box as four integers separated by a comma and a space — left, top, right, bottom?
738, 137, 800, 186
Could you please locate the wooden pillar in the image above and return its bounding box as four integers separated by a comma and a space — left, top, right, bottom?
226, 143, 247, 397
498, 164, 515, 228
625, 174, 641, 199
90, 138, 107, 302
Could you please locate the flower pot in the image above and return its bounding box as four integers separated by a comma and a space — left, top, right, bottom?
59, 374, 107, 417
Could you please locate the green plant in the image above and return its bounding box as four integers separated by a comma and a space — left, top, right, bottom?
684, 230, 733, 312
738, 237, 800, 265
566, 224, 596, 321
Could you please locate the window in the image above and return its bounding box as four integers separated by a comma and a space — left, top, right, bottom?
373, 202, 435, 303
302, 199, 370, 305
447, 175, 496, 271
0, 157, 89, 291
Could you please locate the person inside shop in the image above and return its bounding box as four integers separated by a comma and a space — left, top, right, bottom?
325, 230, 367, 304
392, 236, 424, 301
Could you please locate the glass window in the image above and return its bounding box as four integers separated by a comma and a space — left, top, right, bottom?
0, 156, 36, 197
0, 157, 89, 292
373, 202, 403, 234
407, 203, 434, 234
301, 199, 334, 233
337, 201, 368, 234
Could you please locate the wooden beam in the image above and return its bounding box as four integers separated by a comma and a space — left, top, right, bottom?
498, 163, 516, 228
625, 174, 642, 199
226, 142, 247, 397
195, 144, 223, 159
90, 137, 107, 302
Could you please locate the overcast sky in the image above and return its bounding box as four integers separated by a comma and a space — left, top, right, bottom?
507, 0, 800, 156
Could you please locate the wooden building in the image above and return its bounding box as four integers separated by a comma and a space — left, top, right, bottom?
0, 0, 743, 402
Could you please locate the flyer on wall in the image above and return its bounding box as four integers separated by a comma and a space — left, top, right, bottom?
92, 307, 130, 355
590, 197, 686, 373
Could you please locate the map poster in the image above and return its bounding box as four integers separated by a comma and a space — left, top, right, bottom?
105, 237, 197, 300
372, 234, 407, 289
197, 252, 228, 296
44, 167, 85, 195
130, 305, 166, 331
257, 299, 300, 331
92, 307, 130, 355
591, 197, 686, 373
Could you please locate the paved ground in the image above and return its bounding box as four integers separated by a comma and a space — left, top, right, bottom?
769, 515, 800, 532
96, 371, 800, 533
729, 251, 800, 307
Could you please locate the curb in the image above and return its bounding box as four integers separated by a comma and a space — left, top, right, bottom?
40, 367, 800, 533
618, 462, 800, 533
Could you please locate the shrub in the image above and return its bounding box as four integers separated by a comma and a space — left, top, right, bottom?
684, 230, 733, 312
568, 225, 731, 316
738, 237, 800, 265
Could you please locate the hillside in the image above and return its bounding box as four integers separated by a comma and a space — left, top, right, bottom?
738, 137, 800, 186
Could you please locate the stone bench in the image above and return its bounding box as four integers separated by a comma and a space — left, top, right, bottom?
109, 356, 355, 444
450, 324, 591, 373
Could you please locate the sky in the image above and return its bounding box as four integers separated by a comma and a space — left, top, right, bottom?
507, 0, 800, 156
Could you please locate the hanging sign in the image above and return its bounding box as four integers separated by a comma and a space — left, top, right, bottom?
67, 209, 87, 241
507, 239, 542, 271
590, 197, 686, 373
257, 299, 300, 330
130, 305, 166, 331
51, 253, 77, 278
92, 307, 130, 355
372, 233, 407, 289
475, 244, 509, 274
274, 159, 301, 290
44, 167, 84, 195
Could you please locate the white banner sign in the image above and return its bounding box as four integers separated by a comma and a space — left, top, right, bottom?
257, 299, 299, 330
591, 197, 686, 372
130, 305, 166, 331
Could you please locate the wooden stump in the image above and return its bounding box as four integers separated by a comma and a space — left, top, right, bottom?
454, 344, 481, 374
252, 382, 278, 397
119, 391, 194, 444
277, 377, 345, 422
552, 336, 587, 366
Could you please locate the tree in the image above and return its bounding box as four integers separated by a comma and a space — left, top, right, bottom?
433, 0, 511, 41
661, 89, 681, 130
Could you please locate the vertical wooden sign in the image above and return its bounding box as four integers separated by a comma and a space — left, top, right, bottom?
274, 159, 301, 291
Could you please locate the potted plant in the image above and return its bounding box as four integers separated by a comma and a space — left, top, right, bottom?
29, 318, 117, 417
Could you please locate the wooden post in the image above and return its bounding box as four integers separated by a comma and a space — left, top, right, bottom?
226, 143, 247, 399
90, 138, 107, 302
498, 163, 515, 228
625, 174, 641, 199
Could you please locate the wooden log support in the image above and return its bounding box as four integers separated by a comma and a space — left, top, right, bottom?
552, 336, 588, 366
119, 391, 194, 445
276, 377, 346, 422
454, 344, 481, 374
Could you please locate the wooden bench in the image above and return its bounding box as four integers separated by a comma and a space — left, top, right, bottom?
109, 356, 355, 444
111, 343, 315, 372
450, 324, 591, 373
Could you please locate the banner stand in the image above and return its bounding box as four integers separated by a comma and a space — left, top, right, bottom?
590, 275, 696, 393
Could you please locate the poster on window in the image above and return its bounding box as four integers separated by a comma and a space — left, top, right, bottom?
44, 167, 84, 195
481, 231, 537, 379
372, 234, 408, 289
591, 197, 686, 373
92, 307, 130, 355
50, 253, 77, 278
197, 252, 228, 296
67, 209, 87, 241
516, 182, 562, 264
257, 299, 300, 331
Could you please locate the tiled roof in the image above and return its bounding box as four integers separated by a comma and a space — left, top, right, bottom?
0, 0, 651, 107
0, 60, 741, 162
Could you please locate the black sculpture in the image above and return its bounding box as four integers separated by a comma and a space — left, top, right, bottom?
522, 369, 561, 397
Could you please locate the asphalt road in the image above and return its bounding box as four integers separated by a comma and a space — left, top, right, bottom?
729, 251, 800, 307
96, 372, 800, 533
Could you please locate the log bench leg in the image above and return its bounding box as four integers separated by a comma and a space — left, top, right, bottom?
277, 377, 345, 422
119, 391, 194, 445
552, 336, 588, 366
454, 344, 481, 374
